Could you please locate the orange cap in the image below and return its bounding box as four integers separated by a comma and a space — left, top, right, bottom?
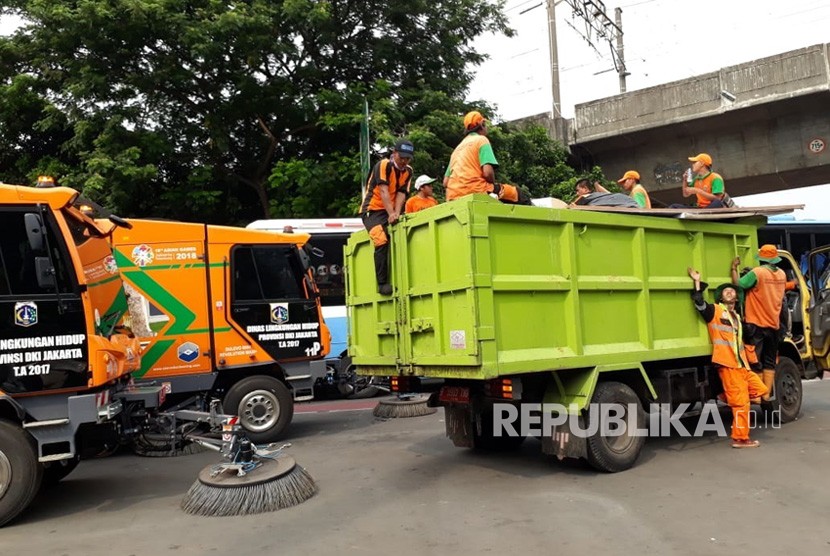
463, 111, 485, 131
617, 170, 640, 183
756, 244, 781, 263
688, 153, 712, 166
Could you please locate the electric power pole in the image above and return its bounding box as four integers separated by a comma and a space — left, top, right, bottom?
546, 0, 564, 139
615, 7, 628, 93
562, 0, 628, 93
546, 0, 562, 118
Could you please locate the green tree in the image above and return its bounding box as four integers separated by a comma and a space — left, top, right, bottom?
0, 0, 511, 223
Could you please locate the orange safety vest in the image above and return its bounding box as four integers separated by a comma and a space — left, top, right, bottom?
445, 134, 493, 201
631, 184, 652, 208
707, 303, 750, 369
694, 172, 724, 208
361, 158, 412, 214
745, 266, 787, 329
405, 195, 438, 214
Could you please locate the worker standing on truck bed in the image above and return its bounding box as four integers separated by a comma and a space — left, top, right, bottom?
405, 175, 439, 213
732, 245, 790, 401
688, 267, 768, 448
443, 111, 529, 205
360, 139, 414, 295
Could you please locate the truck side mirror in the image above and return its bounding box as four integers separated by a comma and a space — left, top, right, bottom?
24, 213, 45, 252
34, 256, 57, 291
304, 274, 319, 300
108, 214, 133, 230
299, 245, 325, 271
298, 246, 311, 270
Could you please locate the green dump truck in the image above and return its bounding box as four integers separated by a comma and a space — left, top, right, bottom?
345, 195, 830, 471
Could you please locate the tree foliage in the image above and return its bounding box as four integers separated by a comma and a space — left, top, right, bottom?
0, 1, 613, 223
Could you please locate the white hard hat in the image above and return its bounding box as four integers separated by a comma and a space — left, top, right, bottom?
414, 175, 437, 190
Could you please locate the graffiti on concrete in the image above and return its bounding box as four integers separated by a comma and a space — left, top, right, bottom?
653, 162, 686, 186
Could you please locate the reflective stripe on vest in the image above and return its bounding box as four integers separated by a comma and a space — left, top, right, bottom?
745, 266, 786, 329
707, 304, 749, 369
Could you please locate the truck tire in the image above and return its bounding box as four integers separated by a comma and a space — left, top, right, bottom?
0, 420, 43, 527
585, 381, 646, 473
223, 376, 294, 443
41, 456, 80, 487
761, 356, 802, 424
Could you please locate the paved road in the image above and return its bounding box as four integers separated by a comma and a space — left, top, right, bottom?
5, 381, 830, 556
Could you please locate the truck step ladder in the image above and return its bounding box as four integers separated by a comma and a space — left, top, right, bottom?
38, 453, 74, 463
23, 418, 70, 429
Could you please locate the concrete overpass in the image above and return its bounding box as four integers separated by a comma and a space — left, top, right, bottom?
529, 43, 830, 204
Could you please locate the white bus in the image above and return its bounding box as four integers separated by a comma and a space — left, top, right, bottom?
247, 217, 382, 398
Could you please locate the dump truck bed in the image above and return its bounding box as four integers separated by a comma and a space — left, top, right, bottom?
346, 195, 760, 380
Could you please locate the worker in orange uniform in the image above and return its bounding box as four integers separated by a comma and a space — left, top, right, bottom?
689, 267, 767, 448
681, 153, 732, 208
443, 111, 529, 205
360, 139, 414, 295
405, 175, 439, 214
732, 245, 790, 401
616, 170, 651, 208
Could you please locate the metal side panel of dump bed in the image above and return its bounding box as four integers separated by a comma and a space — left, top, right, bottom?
346, 195, 759, 380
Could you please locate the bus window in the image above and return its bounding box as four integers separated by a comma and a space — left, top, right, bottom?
307, 234, 346, 307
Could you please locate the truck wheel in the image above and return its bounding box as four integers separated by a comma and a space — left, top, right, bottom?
41, 456, 80, 487
473, 407, 526, 451
223, 376, 294, 443
0, 420, 43, 527
585, 381, 646, 473
762, 357, 802, 424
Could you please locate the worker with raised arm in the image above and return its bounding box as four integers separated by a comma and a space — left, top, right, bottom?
681, 153, 731, 208
689, 267, 767, 448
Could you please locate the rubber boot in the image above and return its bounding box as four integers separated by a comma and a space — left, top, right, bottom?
762, 369, 776, 401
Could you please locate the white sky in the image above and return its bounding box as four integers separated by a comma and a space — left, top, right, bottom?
467, 0, 830, 218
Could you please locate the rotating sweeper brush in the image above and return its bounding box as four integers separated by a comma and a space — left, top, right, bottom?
181, 417, 316, 517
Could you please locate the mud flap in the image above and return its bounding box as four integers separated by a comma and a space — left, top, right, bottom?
540, 415, 587, 460
444, 404, 474, 448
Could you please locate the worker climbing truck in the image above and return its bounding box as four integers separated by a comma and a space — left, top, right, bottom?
109, 219, 330, 444
345, 195, 829, 472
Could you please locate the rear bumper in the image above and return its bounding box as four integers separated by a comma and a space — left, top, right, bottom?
390, 376, 445, 394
